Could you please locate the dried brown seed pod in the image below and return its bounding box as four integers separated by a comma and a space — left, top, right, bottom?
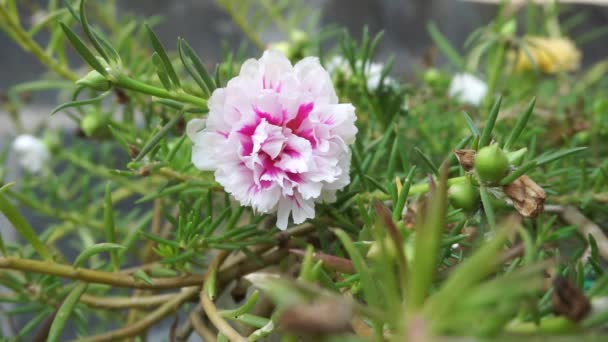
503, 175, 546, 218
278, 299, 354, 335
454, 149, 476, 171
552, 276, 591, 322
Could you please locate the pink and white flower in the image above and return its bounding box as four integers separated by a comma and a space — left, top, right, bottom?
188, 50, 357, 230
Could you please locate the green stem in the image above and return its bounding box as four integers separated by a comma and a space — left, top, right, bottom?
0, 5, 79, 81
0, 256, 205, 289
112, 74, 208, 109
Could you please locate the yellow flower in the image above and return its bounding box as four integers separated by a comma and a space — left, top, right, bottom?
511, 36, 581, 74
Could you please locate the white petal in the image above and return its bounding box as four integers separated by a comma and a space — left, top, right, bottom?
186, 118, 206, 140
448, 73, 488, 107
294, 57, 338, 104
190, 132, 225, 171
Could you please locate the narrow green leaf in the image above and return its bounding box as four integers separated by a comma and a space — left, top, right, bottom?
408, 164, 448, 312
47, 282, 88, 342
462, 111, 480, 137
504, 97, 536, 151
427, 22, 464, 69
393, 166, 416, 222
0, 229, 7, 256
134, 111, 186, 162
140, 231, 181, 248
479, 185, 496, 228
0, 193, 53, 260
152, 52, 174, 90
73, 243, 124, 268
414, 147, 439, 176
180, 38, 216, 92
145, 24, 181, 88
363, 175, 388, 194
536, 147, 587, 166
133, 269, 154, 285
206, 267, 218, 300
334, 229, 381, 307
178, 38, 210, 96
425, 217, 517, 322
79, 0, 108, 61
51, 91, 110, 115
59, 22, 107, 75
479, 95, 503, 148
220, 290, 260, 318
499, 160, 538, 185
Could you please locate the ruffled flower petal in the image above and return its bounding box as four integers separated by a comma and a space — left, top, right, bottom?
188, 50, 357, 230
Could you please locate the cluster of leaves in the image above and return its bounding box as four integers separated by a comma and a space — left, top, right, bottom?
0, 0, 607, 341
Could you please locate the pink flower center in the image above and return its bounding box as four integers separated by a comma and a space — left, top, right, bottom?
237, 102, 315, 190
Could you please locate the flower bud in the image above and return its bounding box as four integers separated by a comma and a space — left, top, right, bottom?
475, 144, 510, 183
81, 112, 110, 137
366, 237, 396, 260
43, 131, 62, 154
289, 30, 309, 46
76, 70, 111, 91
268, 41, 290, 56
449, 179, 480, 212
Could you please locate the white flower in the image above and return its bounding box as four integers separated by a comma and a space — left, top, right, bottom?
448, 73, 488, 106
325, 56, 397, 91
12, 134, 50, 174
188, 50, 357, 230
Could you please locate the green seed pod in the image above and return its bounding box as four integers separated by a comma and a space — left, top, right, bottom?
449, 180, 480, 212
76, 70, 111, 92
475, 144, 510, 183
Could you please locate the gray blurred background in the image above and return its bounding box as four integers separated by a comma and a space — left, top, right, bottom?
1, 0, 608, 100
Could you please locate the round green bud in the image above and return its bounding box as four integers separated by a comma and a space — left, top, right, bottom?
475, 144, 510, 183
81, 112, 110, 137
423, 68, 441, 85
43, 131, 62, 154
289, 30, 309, 46
268, 41, 290, 56
449, 180, 480, 212
76, 70, 111, 92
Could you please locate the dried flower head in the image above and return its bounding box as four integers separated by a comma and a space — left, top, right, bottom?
188, 50, 357, 229
511, 36, 581, 74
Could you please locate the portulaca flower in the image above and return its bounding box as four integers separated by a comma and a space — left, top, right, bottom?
188, 50, 357, 229
12, 134, 51, 174
448, 73, 488, 107
325, 56, 397, 91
